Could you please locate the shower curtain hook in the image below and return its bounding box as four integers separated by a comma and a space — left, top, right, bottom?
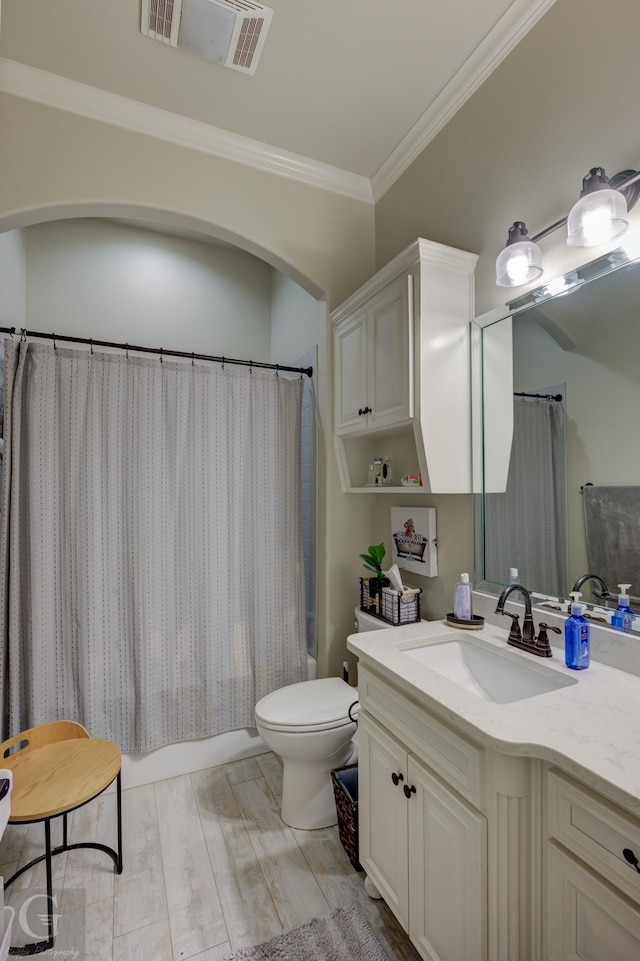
20, 328, 26, 342
275, 364, 279, 378
221, 356, 225, 370
125, 343, 129, 359
191, 351, 195, 368
90, 338, 94, 356
160, 347, 163, 364
250, 360, 253, 374
52, 333, 57, 350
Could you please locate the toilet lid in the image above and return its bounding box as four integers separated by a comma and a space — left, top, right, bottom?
254, 677, 358, 732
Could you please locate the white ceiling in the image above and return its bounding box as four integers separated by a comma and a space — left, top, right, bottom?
0, 0, 556, 199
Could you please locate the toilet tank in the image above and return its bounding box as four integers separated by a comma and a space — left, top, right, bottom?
354, 607, 391, 631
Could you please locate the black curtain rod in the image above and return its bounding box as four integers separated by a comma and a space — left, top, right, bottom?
0, 327, 313, 377
514, 390, 563, 402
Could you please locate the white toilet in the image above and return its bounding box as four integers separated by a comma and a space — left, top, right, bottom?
254, 608, 386, 830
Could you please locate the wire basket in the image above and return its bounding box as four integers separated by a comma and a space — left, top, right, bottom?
331, 763, 361, 871
359, 577, 421, 625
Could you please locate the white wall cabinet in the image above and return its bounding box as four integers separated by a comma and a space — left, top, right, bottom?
545, 768, 640, 960
332, 238, 478, 493
334, 274, 412, 436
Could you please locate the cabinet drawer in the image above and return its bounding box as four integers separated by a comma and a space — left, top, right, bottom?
547, 769, 640, 905
358, 666, 484, 808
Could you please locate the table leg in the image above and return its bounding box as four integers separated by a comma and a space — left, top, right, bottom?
116, 769, 123, 874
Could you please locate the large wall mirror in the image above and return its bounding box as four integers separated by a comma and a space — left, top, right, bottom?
475, 245, 640, 613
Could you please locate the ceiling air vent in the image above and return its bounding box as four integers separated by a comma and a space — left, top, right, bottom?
141, 0, 274, 76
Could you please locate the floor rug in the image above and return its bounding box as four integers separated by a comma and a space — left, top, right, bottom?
220, 902, 398, 961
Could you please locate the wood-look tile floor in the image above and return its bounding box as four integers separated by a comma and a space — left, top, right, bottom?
0, 752, 420, 961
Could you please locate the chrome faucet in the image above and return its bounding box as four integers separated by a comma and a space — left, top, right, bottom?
495, 584, 557, 657
570, 573, 612, 604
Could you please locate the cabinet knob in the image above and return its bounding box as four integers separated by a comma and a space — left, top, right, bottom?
403, 784, 417, 799
623, 848, 640, 874
391, 772, 404, 786
358, 406, 372, 416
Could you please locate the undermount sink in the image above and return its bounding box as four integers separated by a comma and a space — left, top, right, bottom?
400, 633, 577, 704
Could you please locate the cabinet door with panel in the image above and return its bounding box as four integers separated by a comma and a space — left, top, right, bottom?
366, 273, 412, 431
408, 754, 487, 961
546, 843, 640, 961
358, 713, 409, 927
359, 712, 487, 961
334, 308, 368, 434
334, 275, 412, 437
545, 768, 640, 959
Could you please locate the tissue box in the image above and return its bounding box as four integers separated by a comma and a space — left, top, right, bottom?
381, 587, 421, 624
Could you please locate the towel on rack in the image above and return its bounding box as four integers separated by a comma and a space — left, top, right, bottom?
583, 485, 640, 598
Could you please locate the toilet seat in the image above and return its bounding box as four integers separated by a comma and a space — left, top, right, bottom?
254, 677, 358, 734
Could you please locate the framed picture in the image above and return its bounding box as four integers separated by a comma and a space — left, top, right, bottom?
390, 507, 437, 577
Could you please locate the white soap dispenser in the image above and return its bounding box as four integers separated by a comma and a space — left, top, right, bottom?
611, 584, 634, 632
567, 590, 582, 613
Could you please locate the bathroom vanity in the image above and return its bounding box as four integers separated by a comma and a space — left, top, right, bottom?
347, 620, 640, 961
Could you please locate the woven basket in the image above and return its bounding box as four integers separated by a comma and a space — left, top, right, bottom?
331, 763, 361, 871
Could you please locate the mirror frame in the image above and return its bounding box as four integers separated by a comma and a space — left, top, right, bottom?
472, 243, 640, 609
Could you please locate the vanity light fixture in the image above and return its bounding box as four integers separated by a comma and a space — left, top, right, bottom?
496, 166, 640, 288
567, 167, 629, 248
495, 222, 543, 288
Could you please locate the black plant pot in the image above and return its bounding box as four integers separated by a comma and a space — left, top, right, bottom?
367, 576, 391, 598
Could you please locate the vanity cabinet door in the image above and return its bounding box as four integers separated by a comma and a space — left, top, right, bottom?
546, 843, 640, 960
408, 755, 487, 961
358, 713, 409, 927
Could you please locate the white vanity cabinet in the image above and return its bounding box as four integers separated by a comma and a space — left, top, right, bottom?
544, 768, 640, 960
358, 668, 487, 961
332, 238, 478, 493
359, 712, 487, 961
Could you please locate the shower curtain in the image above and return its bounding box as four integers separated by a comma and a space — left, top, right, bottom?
0, 340, 307, 752
483, 394, 567, 598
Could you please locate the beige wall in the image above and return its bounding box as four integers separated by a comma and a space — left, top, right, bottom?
374, 0, 640, 616
0, 92, 375, 677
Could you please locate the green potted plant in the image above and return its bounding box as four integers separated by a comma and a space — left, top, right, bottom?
360, 542, 390, 603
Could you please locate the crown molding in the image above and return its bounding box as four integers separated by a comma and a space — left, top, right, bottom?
0, 57, 374, 205
371, 0, 558, 201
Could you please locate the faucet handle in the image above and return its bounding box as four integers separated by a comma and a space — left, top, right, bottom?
536, 622, 560, 657
498, 611, 522, 642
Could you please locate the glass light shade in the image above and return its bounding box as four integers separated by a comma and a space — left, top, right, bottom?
567, 187, 629, 248
496, 240, 544, 288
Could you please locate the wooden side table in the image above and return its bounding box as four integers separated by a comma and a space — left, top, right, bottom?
1, 724, 122, 955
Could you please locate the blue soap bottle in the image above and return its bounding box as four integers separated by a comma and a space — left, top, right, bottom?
564, 602, 590, 670
611, 584, 634, 633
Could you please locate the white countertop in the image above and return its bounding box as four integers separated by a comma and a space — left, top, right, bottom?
347, 618, 640, 817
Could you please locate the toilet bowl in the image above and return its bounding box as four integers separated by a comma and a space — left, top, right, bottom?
254, 609, 392, 831
254, 677, 358, 830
